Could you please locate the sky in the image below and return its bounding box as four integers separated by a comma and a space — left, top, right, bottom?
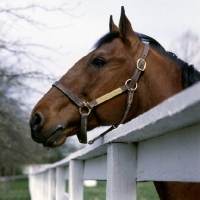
2, 0, 200, 145
3, 0, 200, 99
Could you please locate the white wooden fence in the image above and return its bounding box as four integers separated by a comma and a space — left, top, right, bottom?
28, 82, 200, 200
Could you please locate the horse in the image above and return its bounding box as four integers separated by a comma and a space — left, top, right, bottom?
30, 6, 200, 200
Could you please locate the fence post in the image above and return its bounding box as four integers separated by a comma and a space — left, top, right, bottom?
38, 173, 45, 200
69, 160, 84, 200
106, 143, 137, 200
28, 174, 36, 200
44, 171, 49, 200
48, 168, 56, 200
56, 167, 67, 200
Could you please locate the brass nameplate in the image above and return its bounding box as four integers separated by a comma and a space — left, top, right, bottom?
96, 88, 123, 105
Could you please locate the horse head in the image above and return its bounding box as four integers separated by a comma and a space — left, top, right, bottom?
30, 7, 183, 148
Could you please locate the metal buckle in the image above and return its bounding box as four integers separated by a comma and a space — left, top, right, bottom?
79, 102, 91, 115
137, 58, 146, 71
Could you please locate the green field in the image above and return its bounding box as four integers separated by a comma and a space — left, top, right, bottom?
0, 179, 159, 200
0, 179, 30, 200
83, 181, 159, 200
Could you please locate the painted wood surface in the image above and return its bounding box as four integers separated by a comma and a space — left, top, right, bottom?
137, 123, 200, 182
56, 167, 67, 200
106, 143, 137, 200
48, 169, 56, 200
69, 160, 84, 200
84, 154, 107, 180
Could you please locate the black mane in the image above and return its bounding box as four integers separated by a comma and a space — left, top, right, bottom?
94, 31, 120, 48
94, 31, 200, 88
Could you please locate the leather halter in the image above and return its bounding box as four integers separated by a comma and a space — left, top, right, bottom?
53, 43, 149, 144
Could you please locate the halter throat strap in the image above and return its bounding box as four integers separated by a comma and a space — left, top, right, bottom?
53, 43, 149, 144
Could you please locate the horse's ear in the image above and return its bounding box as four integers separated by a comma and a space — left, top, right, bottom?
119, 6, 139, 44
109, 15, 119, 32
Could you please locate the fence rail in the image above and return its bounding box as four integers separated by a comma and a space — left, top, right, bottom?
0, 175, 28, 182
28, 82, 200, 200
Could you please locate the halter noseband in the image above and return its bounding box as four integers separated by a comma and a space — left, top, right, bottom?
52, 43, 149, 144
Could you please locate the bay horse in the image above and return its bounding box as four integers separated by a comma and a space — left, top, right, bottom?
30, 6, 200, 200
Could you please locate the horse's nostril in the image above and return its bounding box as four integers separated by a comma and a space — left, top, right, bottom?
30, 112, 45, 132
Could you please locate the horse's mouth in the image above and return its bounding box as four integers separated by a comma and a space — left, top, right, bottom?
43, 126, 65, 148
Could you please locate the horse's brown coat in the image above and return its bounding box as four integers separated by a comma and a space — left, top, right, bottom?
29, 7, 200, 200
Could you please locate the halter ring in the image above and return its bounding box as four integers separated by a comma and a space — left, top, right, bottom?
125, 79, 131, 86
125, 79, 138, 91
79, 102, 91, 115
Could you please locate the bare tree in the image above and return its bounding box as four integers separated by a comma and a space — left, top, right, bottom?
170, 30, 200, 70
0, 2, 79, 176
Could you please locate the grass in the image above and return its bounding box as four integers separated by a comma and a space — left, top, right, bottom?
0, 179, 30, 200
67, 180, 160, 200
84, 181, 106, 200
0, 179, 159, 200
137, 182, 160, 200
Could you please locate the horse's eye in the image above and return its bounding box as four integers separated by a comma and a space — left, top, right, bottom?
91, 58, 106, 68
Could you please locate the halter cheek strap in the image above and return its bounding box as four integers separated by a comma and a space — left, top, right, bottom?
53, 43, 149, 144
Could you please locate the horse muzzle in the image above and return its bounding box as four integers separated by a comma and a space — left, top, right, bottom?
30, 111, 65, 148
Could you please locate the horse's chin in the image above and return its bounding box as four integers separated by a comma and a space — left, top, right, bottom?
43, 127, 67, 148
42, 125, 80, 148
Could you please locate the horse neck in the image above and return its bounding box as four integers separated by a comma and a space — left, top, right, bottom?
129, 48, 184, 119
